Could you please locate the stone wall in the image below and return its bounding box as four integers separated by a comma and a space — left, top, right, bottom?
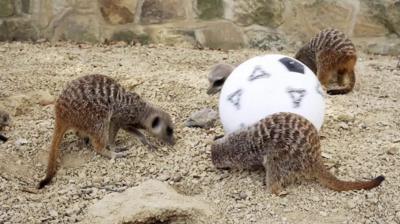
0, 0, 399, 54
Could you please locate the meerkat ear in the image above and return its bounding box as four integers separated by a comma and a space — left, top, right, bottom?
151, 116, 160, 129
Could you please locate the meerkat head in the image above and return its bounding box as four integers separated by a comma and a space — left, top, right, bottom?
143, 108, 175, 145
207, 63, 234, 95
0, 110, 10, 129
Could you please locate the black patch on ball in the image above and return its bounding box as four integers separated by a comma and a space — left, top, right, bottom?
279, 57, 305, 74
248, 66, 270, 81
287, 88, 307, 108
227, 89, 243, 110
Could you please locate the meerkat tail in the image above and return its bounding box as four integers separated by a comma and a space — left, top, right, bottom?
38, 120, 68, 189
315, 162, 384, 191
0, 134, 8, 142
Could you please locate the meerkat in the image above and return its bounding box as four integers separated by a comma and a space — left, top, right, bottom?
207, 63, 235, 95
0, 110, 10, 142
211, 112, 384, 195
38, 74, 175, 189
295, 28, 357, 95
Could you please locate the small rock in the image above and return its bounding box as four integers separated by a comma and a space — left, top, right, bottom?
15, 138, 28, 146
158, 174, 170, 181
186, 108, 218, 129
85, 180, 213, 223
171, 174, 182, 182
49, 210, 58, 217
387, 145, 398, 155
347, 200, 356, 209
337, 114, 354, 123
238, 191, 248, 200
339, 122, 349, 130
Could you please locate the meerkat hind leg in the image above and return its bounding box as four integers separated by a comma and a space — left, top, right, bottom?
91, 128, 128, 159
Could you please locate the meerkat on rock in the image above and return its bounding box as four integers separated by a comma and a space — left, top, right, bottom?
38, 74, 175, 189
211, 112, 384, 195
295, 28, 357, 95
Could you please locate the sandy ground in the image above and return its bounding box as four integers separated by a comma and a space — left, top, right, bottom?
0, 42, 399, 224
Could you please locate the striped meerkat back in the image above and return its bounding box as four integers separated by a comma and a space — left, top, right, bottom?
308, 28, 356, 55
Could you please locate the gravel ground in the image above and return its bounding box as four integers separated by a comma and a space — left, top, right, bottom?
0, 42, 399, 224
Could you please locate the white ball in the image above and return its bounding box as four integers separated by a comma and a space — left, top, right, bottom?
219, 54, 325, 134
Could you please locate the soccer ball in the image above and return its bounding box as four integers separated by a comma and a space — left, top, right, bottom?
219, 54, 325, 134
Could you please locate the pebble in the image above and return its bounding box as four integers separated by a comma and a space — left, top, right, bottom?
339, 122, 349, 130
387, 145, 398, 155
15, 138, 28, 146
49, 210, 58, 217
238, 191, 248, 200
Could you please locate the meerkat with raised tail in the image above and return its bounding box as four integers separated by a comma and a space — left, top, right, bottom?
295, 28, 357, 95
211, 112, 384, 195
207, 63, 235, 95
0, 110, 10, 142
38, 74, 175, 189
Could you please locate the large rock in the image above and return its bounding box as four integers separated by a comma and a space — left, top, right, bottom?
54, 14, 101, 42
365, 38, 400, 56
140, 0, 193, 24
143, 23, 198, 47
85, 180, 214, 224
195, 20, 246, 50
0, 18, 38, 41
361, 0, 400, 36
197, 0, 224, 20
244, 25, 287, 50
227, 0, 284, 28
0, 0, 14, 17
99, 0, 138, 24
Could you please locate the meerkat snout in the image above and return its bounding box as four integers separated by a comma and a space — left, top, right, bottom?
207, 63, 235, 95
145, 112, 175, 145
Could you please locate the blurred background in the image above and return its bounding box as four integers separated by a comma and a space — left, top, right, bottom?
0, 0, 399, 55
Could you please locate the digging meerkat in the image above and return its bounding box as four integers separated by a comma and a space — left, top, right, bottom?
211, 112, 384, 195
38, 74, 175, 188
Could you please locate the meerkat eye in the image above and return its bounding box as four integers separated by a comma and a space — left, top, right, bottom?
166, 127, 173, 136
2, 116, 7, 123
213, 79, 225, 87
152, 117, 160, 128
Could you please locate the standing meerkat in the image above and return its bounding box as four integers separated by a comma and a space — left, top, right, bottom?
211, 112, 384, 195
295, 28, 357, 95
207, 63, 235, 95
38, 74, 175, 189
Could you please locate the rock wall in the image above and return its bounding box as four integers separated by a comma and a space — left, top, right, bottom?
0, 0, 399, 53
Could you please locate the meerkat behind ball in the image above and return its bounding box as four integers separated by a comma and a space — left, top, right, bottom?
207, 63, 235, 95
295, 28, 357, 95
